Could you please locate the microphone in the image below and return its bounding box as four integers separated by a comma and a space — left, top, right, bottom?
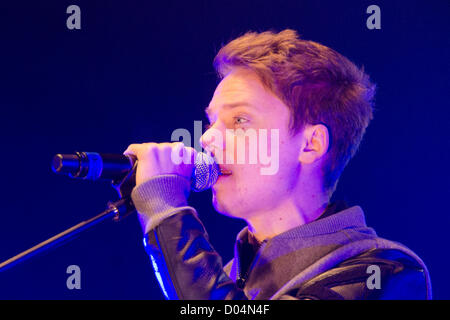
52, 151, 220, 192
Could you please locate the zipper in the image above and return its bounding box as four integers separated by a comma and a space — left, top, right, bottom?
236, 240, 267, 289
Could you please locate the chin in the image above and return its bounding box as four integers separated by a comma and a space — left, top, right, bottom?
212, 191, 241, 219
212, 192, 227, 215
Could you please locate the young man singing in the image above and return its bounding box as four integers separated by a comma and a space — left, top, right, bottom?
124, 30, 431, 300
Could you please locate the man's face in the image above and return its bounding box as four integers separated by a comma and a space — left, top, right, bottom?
201, 68, 304, 220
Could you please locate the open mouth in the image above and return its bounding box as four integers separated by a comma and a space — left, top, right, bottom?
219, 168, 232, 176
207, 152, 232, 176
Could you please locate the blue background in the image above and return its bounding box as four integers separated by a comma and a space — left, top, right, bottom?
0, 0, 449, 299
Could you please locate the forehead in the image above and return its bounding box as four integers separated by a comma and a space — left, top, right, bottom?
205, 68, 283, 118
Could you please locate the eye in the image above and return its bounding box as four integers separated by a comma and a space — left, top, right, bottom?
234, 117, 248, 126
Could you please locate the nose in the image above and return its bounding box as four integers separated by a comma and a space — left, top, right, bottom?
200, 125, 214, 153
200, 123, 222, 157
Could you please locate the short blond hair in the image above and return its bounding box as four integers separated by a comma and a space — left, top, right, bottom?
214, 29, 375, 192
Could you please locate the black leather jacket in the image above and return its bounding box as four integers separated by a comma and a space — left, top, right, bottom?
143, 209, 430, 300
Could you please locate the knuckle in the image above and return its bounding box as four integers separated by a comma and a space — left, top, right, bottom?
125, 143, 137, 151
160, 143, 174, 156
139, 143, 157, 156
162, 142, 174, 150
184, 147, 196, 157
143, 142, 157, 150
173, 141, 184, 148
185, 146, 195, 153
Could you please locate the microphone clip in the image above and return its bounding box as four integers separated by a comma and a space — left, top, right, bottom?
111, 156, 138, 222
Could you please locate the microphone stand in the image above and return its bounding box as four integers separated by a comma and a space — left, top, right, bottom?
0, 162, 138, 272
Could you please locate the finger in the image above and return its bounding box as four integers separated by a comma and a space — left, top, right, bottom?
124, 142, 158, 158
160, 142, 177, 159
123, 143, 141, 156
170, 142, 185, 159
172, 143, 197, 165
183, 146, 197, 165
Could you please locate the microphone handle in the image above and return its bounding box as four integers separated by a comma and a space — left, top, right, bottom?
52, 152, 135, 181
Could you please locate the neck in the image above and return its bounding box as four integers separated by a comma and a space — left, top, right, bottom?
246, 182, 330, 243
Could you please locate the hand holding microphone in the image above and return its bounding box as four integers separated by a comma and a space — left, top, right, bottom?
123, 142, 196, 187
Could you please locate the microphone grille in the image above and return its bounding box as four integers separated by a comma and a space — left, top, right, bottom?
192, 152, 219, 192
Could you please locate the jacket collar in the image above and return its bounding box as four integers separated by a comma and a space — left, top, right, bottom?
235, 204, 367, 246
229, 205, 375, 299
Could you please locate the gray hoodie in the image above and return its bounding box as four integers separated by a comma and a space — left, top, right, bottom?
131, 174, 432, 300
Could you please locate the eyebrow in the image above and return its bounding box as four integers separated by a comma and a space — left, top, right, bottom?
205, 102, 255, 119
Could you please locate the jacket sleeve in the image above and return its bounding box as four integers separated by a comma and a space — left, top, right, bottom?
131, 174, 247, 300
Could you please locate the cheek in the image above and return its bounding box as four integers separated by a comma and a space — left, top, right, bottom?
268, 133, 301, 183
223, 132, 246, 164
221, 127, 298, 178
224, 134, 236, 163
223, 130, 269, 165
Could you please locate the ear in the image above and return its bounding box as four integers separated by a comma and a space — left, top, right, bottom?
298, 124, 330, 164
